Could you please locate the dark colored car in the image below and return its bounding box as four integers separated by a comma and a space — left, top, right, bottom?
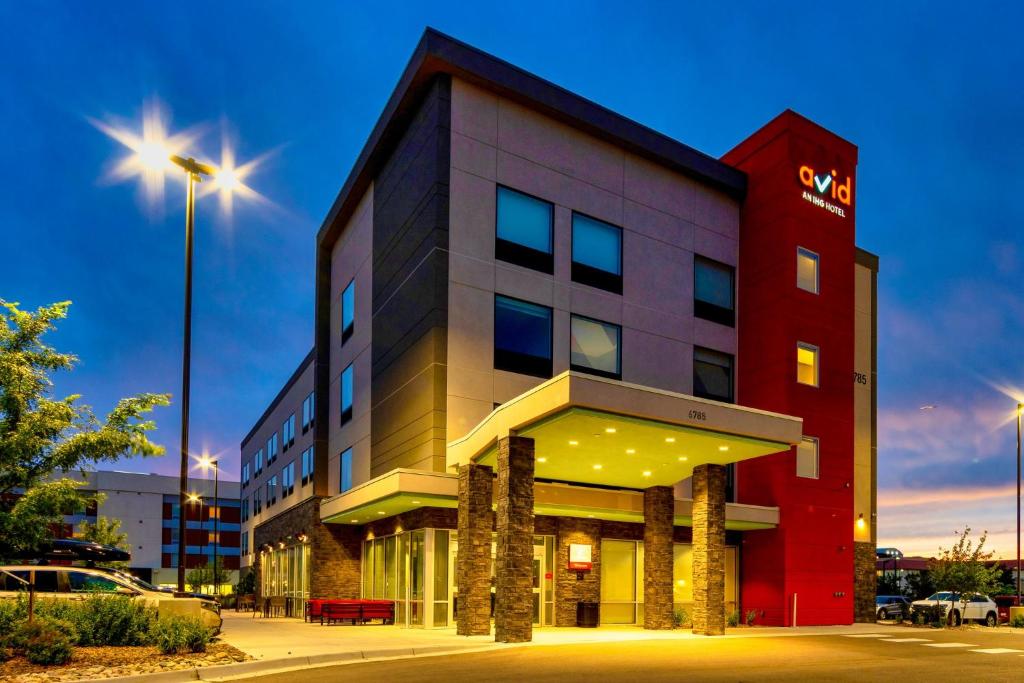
876, 595, 911, 621
993, 595, 1020, 623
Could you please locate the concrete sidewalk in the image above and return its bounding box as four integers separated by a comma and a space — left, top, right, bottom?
83, 615, 887, 682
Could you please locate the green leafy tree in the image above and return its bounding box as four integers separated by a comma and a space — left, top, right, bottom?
905, 570, 935, 600
77, 516, 131, 569
0, 300, 169, 559
185, 557, 229, 594
929, 527, 1003, 625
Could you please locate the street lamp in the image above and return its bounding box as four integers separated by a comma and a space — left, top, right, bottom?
199, 455, 220, 595
1017, 403, 1022, 604
92, 101, 264, 594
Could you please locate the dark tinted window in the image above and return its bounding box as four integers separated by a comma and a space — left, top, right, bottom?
34, 570, 59, 592
1, 570, 30, 592
494, 295, 553, 379
694, 256, 735, 327
693, 347, 734, 403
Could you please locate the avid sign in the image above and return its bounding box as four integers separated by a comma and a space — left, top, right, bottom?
799, 165, 852, 218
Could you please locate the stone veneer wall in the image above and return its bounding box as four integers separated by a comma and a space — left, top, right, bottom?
494, 437, 535, 642
456, 464, 493, 635
252, 496, 361, 601
853, 541, 877, 623
554, 517, 601, 627
692, 464, 726, 635
643, 486, 675, 630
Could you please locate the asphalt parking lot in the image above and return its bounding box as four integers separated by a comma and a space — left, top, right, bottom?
246, 624, 1024, 682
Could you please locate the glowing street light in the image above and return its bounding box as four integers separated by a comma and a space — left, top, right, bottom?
92, 100, 266, 594
198, 455, 220, 595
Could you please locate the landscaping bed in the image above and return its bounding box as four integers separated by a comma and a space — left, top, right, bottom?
0, 641, 250, 682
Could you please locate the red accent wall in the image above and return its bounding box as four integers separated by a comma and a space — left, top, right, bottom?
723, 110, 858, 626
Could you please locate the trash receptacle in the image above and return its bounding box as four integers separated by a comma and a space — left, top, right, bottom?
577, 601, 599, 628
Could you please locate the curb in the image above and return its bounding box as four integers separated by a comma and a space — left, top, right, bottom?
77, 644, 503, 683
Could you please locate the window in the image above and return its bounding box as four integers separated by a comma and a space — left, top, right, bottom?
341, 279, 355, 344
301, 447, 315, 486
242, 462, 250, 488
253, 489, 262, 515
572, 213, 622, 294
68, 572, 119, 593
340, 364, 354, 425
570, 315, 621, 379
282, 414, 295, 451
495, 186, 553, 273
241, 496, 249, 522
33, 570, 58, 593
796, 437, 819, 479
302, 391, 315, 433
494, 295, 553, 378
254, 449, 263, 477
797, 247, 819, 294
282, 461, 295, 497
797, 342, 819, 387
693, 347, 734, 403
340, 448, 353, 493
267, 434, 278, 464
267, 476, 277, 506
694, 256, 735, 327
241, 531, 249, 556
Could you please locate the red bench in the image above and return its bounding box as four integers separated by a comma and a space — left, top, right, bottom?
311, 599, 395, 625
321, 601, 362, 625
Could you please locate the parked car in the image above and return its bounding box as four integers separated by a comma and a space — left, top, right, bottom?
875, 595, 911, 621
993, 595, 1020, 623
0, 565, 221, 632
911, 591, 998, 626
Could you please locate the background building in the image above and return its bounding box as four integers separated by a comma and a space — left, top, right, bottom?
240, 29, 878, 636
57, 470, 241, 590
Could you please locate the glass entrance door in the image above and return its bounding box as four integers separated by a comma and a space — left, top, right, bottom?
532, 541, 545, 626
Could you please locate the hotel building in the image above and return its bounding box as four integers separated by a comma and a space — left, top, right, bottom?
239, 29, 878, 640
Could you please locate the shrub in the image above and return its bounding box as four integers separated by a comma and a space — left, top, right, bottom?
150, 615, 211, 654
1010, 613, 1024, 628
910, 603, 946, 627
745, 609, 758, 626
10, 618, 76, 665
0, 598, 27, 639
727, 610, 740, 627
33, 595, 155, 646
673, 608, 689, 628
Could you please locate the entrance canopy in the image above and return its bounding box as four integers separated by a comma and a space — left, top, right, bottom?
446, 372, 803, 489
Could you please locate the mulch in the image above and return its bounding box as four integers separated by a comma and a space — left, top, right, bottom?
0, 641, 250, 682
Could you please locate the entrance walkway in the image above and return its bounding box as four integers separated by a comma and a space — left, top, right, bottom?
219, 612, 884, 662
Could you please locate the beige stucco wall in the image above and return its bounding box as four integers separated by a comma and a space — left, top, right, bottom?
328, 186, 374, 493
853, 260, 876, 544
447, 78, 740, 444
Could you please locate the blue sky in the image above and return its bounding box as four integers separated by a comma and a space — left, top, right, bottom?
2, 2, 1022, 557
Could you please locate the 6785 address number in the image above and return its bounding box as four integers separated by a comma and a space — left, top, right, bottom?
688, 409, 707, 421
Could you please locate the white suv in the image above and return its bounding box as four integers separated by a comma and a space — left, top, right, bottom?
911, 591, 998, 626
0, 565, 221, 632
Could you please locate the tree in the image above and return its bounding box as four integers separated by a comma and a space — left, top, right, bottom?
185, 557, 229, 594
929, 527, 1003, 625
0, 300, 169, 559
77, 516, 130, 569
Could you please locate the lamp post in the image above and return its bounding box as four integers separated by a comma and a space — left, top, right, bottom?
186, 492, 202, 588
172, 155, 216, 595
199, 456, 220, 595
1017, 403, 1022, 603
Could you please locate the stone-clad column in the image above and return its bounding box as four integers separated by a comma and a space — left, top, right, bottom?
643, 485, 675, 630
692, 464, 726, 636
457, 463, 493, 636
494, 436, 535, 643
